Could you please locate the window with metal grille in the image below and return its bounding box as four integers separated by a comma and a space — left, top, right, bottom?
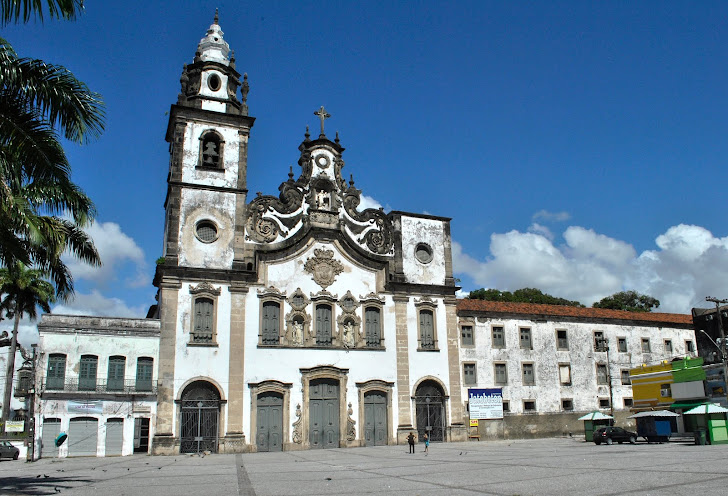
365, 307, 381, 347
556, 329, 568, 350
461, 325, 473, 346
195, 221, 217, 243
316, 304, 333, 346
193, 297, 214, 343
594, 331, 605, 352
261, 301, 280, 345
522, 363, 535, 385
524, 400, 536, 412
463, 363, 476, 385
596, 364, 608, 385
492, 326, 505, 348
621, 369, 631, 385
599, 398, 610, 408
136, 357, 154, 392
79, 355, 98, 391
46, 354, 66, 390
107, 356, 126, 391
624, 398, 633, 407
562, 399, 573, 411
419, 310, 435, 350
495, 363, 508, 385
520, 327, 532, 349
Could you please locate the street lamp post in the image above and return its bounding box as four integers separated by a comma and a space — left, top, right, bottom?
705, 297, 728, 403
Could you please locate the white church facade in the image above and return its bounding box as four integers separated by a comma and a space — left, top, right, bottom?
30, 17, 696, 458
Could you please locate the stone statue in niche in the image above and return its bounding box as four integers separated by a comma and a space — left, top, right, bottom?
342, 321, 355, 348
316, 189, 330, 209
291, 320, 303, 346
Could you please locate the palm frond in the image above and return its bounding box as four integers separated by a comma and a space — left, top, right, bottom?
1, 0, 85, 26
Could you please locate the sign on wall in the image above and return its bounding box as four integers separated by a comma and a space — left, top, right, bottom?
68, 401, 103, 414
4, 420, 25, 432
468, 388, 503, 419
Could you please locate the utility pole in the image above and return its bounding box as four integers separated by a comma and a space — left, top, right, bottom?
705, 296, 728, 403
26, 345, 36, 462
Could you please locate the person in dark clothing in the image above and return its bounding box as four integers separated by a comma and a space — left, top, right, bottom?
407, 431, 416, 453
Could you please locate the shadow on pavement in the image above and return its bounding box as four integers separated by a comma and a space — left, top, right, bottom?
0, 475, 93, 495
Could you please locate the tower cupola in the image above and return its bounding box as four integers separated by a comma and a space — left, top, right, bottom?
197, 11, 230, 65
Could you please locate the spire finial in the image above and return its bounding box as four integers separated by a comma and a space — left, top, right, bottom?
304, 125, 310, 141
335, 131, 340, 144
349, 174, 355, 187
214, 8, 219, 24
314, 106, 331, 138
289, 166, 295, 181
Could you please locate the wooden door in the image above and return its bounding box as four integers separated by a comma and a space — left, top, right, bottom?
256, 392, 283, 452
364, 391, 388, 446
309, 379, 339, 449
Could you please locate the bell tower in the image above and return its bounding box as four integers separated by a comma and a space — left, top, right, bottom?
161, 11, 254, 271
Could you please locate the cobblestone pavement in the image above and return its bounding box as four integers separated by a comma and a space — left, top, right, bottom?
1, 437, 727, 495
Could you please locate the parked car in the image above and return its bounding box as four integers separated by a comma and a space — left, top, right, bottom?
593, 426, 637, 445
0, 440, 19, 460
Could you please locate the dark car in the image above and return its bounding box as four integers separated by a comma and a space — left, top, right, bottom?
593, 426, 637, 445
0, 440, 19, 460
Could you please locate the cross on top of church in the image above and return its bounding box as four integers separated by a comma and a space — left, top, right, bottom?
314, 106, 331, 138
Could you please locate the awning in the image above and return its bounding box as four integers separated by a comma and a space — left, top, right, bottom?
628, 410, 681, 418
577, 411, 614, 421
670, 400, 707, 410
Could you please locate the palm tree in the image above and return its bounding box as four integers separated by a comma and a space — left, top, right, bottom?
0, 262, 55, 423
0, 8, 104, 295
1, 0, 85, 25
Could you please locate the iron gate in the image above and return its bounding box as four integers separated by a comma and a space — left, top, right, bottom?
180, 382, 220, 453
415, 381, 446, 442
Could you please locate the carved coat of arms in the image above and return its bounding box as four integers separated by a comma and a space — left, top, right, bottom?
304, 248, 344, 289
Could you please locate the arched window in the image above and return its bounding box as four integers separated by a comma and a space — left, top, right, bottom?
316, 304, 333, 346
364, 307, 381, 348
46, 354, 66, 390
107, 356, 126, 391
262, 301, 281, 345
193, 297, 215, 343
199, 131, 223, 168
79, 355, 98, 391
136, 357, 154, 392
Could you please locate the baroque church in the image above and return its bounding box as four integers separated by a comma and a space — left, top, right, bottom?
31, 16, 697, 458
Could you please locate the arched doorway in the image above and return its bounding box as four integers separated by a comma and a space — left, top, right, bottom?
415, 380, 446, 442
309, 378, 340, 448
256, 391, 283, 452
363, 390, 388, 446
180, 381, 221, 454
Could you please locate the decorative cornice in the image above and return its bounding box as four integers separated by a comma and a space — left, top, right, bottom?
189, 281, 221, 296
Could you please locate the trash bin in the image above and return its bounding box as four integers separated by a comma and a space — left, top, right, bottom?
694, 429, 707, 446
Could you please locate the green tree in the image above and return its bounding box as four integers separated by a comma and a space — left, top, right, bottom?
467, 287, 584, 307
592, 291, 660, 312
0, 263, 55, 423
0, 2, 103, 296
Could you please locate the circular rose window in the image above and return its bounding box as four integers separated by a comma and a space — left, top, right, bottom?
415, 243, 433, 264
195, 220, 218, 243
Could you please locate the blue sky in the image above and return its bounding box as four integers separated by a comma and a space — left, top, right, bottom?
3, 1, 728, 343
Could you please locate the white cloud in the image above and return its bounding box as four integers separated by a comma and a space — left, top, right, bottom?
63, 221, 149, 288
528, 223, 554, 241
358, 195, 383, 211
532, 210, 571, 222
0, 290, 149, 347
455, 223, 728, 314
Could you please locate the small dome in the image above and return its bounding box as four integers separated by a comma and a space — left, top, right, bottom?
197, 14, 230, 65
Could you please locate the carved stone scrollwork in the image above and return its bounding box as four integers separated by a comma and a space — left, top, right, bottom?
338, 290, 359, 314
244, 173, 306, 243
189, 282, 221, 295
292, 404, 303, 444
342, 185, 394, 255
304, 249, 344, 289
346, 402, 356, 441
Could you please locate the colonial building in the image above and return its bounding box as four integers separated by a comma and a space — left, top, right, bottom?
30, 16, 699, 457
149, 15, 465, 454
35, 315, 159, 457
457, 300, 695, 438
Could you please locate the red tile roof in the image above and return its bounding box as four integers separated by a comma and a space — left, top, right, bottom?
456, 299, 693, 326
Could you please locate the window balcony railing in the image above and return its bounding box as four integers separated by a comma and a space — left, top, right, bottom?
42, 379, 158, 394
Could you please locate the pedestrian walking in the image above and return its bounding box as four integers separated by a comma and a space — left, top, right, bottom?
423, 433, 429, 454
407, 431, 416, 454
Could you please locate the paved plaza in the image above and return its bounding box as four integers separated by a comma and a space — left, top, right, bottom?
1, 437, 727, 495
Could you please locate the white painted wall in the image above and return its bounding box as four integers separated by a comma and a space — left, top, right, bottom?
400, 216, 447, 286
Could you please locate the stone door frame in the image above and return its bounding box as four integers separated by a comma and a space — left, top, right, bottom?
356, 379, 394, 446
299, 365, 349, 449
248, 380, 292, 452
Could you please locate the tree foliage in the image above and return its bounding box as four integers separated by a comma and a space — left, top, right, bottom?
592, 291, 660, 312
467, 287, 585, 307
0, 3, 103, 296
0, 262, 55, 422
1, 0, 84, 26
